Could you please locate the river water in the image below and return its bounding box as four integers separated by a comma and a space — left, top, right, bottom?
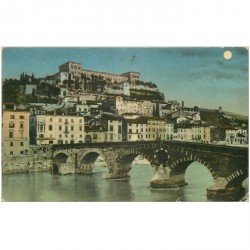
2, 162, 248, 202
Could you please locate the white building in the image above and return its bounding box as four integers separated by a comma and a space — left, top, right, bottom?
165, 122, 174, 140
115, 96, 154, 116
226, 128, 248, 145
176, 126, 193, 141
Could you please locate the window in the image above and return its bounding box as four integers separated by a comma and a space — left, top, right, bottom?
20, 123, 24, 129
10, 151, 13, 156
49, 141, 53, 144
59, 126, 62, 131
110, 134, 113, 141
9, 132, 13, 138
20, 151, 23, 156
9, 123, 14, 128
71, 134, 74, 138
110, 125, 113, 132
49, 125, 53, 131
19, 115, 24, 119
59, 118, 62, 122
20, 142, 23, 146
79, 126, 82, 131
10, 142, 13, 146
79, 119, 82, 123
39, 134, 44, 138
71, 119, 74, 123
118, 126, 122, 133
71, 126, 74, 131
129, 129, 132, 133
10, 115, 15, 119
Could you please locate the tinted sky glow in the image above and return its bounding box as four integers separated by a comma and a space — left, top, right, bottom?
2, 47, 249, 115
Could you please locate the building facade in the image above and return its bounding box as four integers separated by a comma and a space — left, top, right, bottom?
226, 128, 248, 145
30, 114, 86, 145
2, 110, 30, 159
58, 61, 141, 84
115, 96, 154, 116
107, 119, 123, 142
124, 115, 167, 141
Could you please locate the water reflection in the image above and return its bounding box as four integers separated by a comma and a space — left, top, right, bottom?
105, 179, 134, 201
2, 162, 247, 202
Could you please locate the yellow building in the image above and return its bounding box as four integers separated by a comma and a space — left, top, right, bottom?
2, 110, 30, 159
124, 115, 167, 141
30, 114, 86, 145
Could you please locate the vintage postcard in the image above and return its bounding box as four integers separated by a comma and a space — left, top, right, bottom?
1, 47, 248, 202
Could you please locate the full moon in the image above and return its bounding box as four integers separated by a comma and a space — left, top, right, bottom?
224, 50, 232, 60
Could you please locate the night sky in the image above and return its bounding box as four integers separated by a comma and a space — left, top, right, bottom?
2, 47, 249, 115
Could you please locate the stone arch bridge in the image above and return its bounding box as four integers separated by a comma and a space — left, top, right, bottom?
51, 141, 248, 198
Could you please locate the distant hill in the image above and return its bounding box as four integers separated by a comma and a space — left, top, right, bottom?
223, 111, 248, 121
199, 108, 248, 128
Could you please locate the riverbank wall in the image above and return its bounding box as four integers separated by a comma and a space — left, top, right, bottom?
2, 158, 53, 174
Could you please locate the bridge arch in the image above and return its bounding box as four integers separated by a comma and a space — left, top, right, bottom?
52, 152, 70, 174
117, 148, 155, 167
225, 170, 248, 188
77, 149, 107, 174
170, 156, 217, 182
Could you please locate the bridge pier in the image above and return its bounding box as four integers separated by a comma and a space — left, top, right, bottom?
105, 172, 130, 180
207, 177, 245, 200
57, 163, 75, 175
75, 164, 94, 174
150, 165, 186, 188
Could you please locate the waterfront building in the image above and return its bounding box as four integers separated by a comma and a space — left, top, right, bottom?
226, 128, 248, 145
30, 114, 86, 145
84, 125, 107, 143
174, 124, 211, 143
165, 121, 174, 140
107, 118, 123, 142
123, 115, 167, 141
176, 124, 193, 142
2, 110, 30, 159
